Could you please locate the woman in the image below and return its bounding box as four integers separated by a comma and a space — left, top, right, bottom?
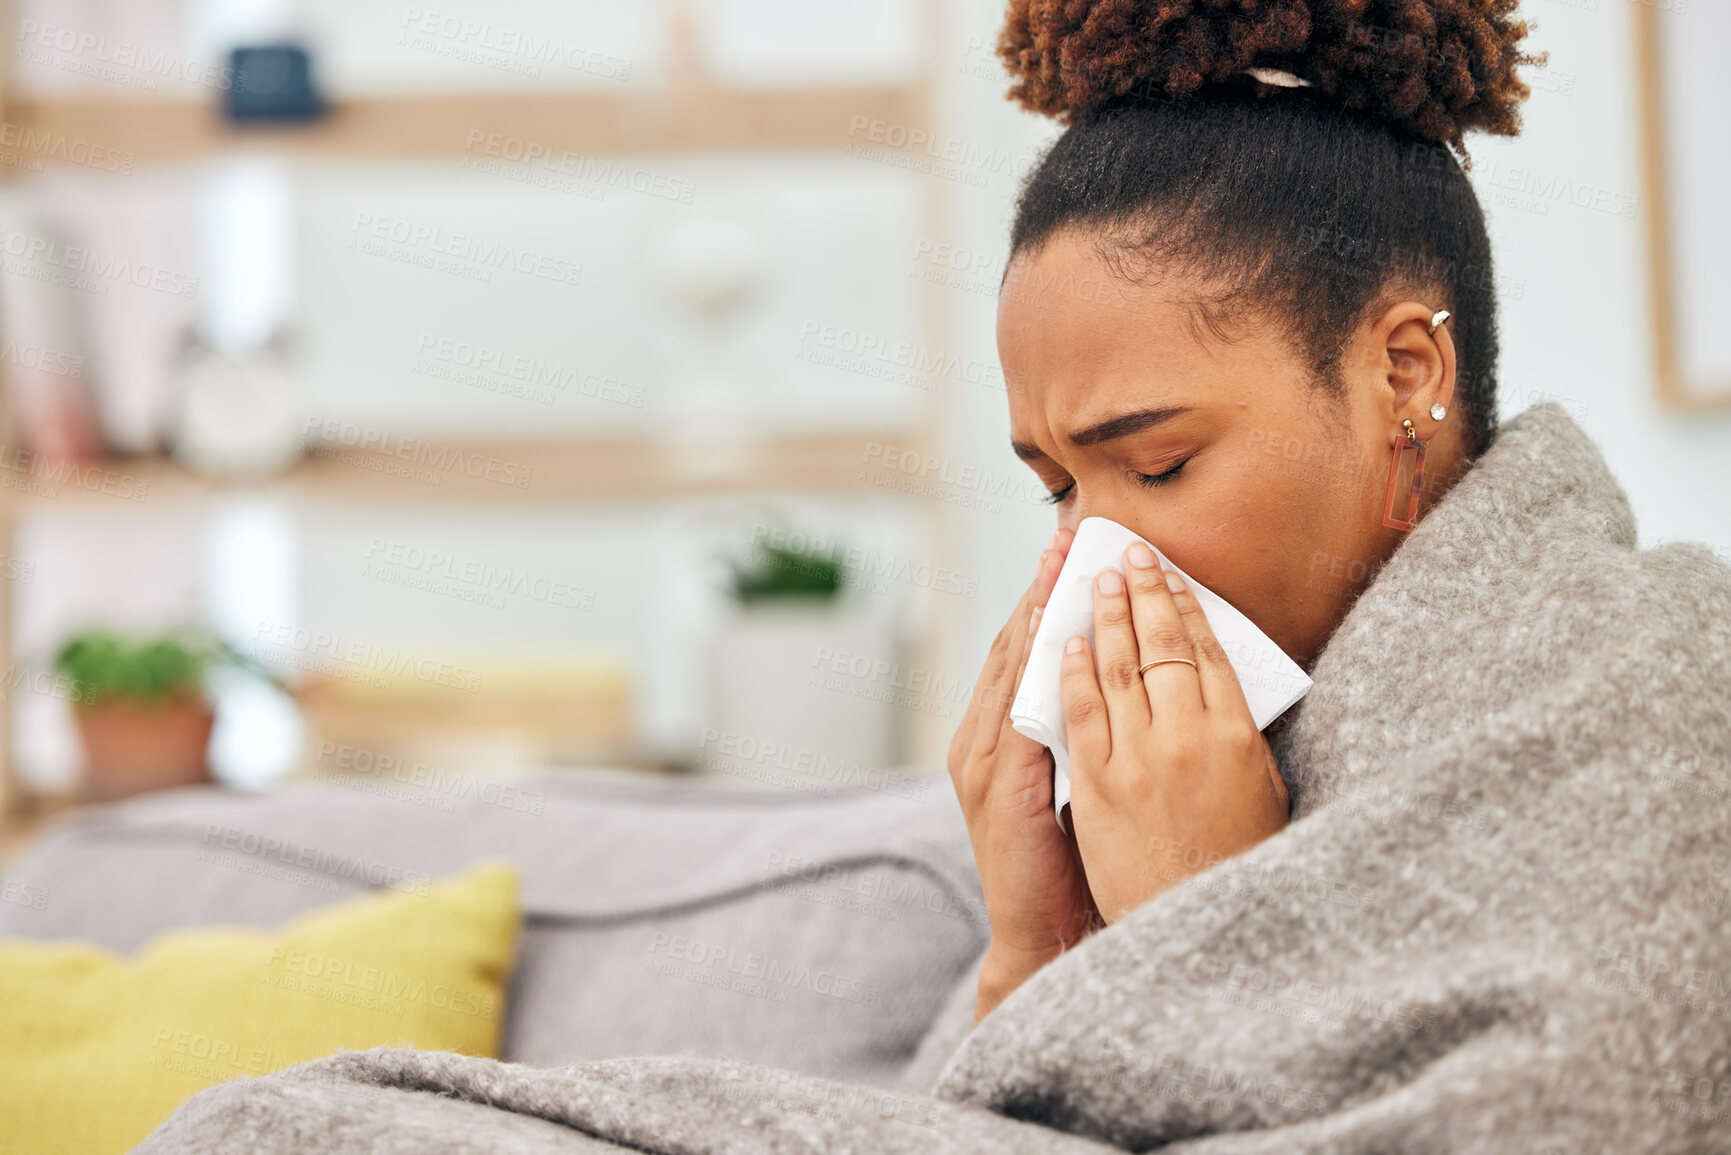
142, 3, 1731, 1151
951, 0, 1538, 1024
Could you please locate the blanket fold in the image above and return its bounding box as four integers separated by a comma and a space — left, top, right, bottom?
136, 404, 1731, 1154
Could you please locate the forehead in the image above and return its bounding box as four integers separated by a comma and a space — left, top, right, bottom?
998, 234, 1222, 416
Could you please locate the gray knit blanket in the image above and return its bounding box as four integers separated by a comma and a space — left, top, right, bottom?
138, 403, 1731, 1153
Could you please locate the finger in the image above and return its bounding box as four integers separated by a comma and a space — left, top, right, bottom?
1012, 604, 1042, 695
1030, 532, 1070, 630
1051, 524, 1075, 568
1122, 541, 1202, 722
951, 549, 1039, 782
988, 529, 1073, 778
1015, 544, 1066, 688
1013, 527, 1071, 688
954, 590, 1016, 750
1059, 635, 1111, 768
973, 546, 1060, 763
1163, 567, 1256, 725
1266, 747, 1291, 813
1005, 542, 1068, 721
1090, 565, 1152, 731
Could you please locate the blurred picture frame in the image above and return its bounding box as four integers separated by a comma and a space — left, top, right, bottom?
1633, 2, 1731, 410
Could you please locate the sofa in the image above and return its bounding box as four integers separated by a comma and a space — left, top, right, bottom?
0, 768, 990, 1095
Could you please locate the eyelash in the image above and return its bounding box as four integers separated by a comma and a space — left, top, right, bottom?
1040, 459, 1190, 505
1134, 459, 1190, 489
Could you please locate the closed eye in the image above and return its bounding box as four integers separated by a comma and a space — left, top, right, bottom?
1132, 458, 1190, 489
1043, 457, 1189, 503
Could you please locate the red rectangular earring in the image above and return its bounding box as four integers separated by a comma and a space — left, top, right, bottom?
1381, 419, 1425, 532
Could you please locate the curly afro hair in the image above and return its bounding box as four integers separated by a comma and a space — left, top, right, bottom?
998, 1, 1547, 459
999, 0, 1543, 155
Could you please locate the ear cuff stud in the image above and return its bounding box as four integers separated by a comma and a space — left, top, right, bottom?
1427, 310, 1451, 422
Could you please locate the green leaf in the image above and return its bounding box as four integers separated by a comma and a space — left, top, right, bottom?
52, 629, 227, 707
729, 541, 843, 604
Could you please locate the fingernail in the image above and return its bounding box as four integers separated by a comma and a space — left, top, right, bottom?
1049, 528, 1062, 549
1164, 568, 1186, 593
1096, 568, 1124, 595
1127, 541, 1156, 568
1034, 549, 1050, 580
1065, 635, 1084, 654
1029, 605, 1043, 632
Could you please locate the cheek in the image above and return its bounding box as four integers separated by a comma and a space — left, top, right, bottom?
1243, 411, 1382, 518
1249, 443, 1389, 607
1160, 442, 1365, 610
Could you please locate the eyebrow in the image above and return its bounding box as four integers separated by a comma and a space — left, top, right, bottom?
1010, 405, 1192, 462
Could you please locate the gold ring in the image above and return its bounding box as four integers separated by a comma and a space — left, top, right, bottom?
1137, 658, 1197, 677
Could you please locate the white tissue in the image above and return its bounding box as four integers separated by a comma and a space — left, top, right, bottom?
1009, 516, 1313, 832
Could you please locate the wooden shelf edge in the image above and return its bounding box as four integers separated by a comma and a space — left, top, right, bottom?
0, 430, 940, 507
0, 85, 929, 165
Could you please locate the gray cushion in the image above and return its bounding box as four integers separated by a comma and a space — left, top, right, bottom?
0, 771, 987, 1089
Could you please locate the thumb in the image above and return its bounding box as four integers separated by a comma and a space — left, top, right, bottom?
1264, 744, 1291, 813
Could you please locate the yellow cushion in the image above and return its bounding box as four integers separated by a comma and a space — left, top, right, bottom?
0, 860, 520, 1155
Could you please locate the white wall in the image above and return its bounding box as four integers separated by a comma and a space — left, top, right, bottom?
1473, 0, 1731, 556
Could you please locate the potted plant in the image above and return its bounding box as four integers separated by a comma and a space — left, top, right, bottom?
703, 528, 901, 782
52, 629, 270, 801
726, 540, 844, 603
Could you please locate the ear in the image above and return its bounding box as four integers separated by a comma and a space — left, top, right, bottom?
1369, 300, 1457, 444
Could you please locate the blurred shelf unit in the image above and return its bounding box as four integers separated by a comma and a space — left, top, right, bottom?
0, 42, 953, 815
0, 431, 934, 511
0, 427, 944, 816
0, 84, 928, 162
296, 652, 636, 776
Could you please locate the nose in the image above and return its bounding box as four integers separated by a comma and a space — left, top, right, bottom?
1067, 487, 1134, 533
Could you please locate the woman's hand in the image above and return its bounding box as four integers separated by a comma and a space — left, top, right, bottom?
947, 527, 1101, 1025
1062, 540, 1290, 924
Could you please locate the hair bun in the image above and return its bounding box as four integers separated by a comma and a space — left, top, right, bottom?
998, 0, 1544, 150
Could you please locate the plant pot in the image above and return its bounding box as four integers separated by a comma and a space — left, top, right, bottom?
73, 695, 216, 801
706, 598, 901, 786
